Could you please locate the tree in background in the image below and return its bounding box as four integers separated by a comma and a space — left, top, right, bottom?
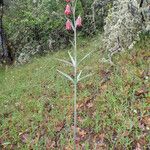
3, 0, 68, 64
0, 0, 14, 65
1, 0, 149, 65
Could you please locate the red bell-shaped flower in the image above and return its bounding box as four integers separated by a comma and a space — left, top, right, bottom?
65, 0, 71, 2
64, 4, 71, 15
66, 19, 72, 30
76, 16, 82, 27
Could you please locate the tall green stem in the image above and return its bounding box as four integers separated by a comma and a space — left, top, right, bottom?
73, 29, 77, 150
73, 79, 77, 150
73, 31, 77, 150
72, 1, 77, 149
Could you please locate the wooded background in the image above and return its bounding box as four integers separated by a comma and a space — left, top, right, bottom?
0, 0, 149, 64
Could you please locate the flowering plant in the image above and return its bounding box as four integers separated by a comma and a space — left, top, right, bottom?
57, 0, 92, 148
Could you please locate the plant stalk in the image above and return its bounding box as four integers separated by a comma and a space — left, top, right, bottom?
73, 79, 77, 150
73, 1, 77, 149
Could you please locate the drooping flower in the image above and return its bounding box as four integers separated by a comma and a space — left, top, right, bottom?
65, 0, 71, 2
66, 19, 72, 30
64, 4, 71, 15
76, 16, 82, 27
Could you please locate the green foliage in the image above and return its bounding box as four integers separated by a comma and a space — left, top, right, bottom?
4, 0, 66, 57
3, 0, 109, 61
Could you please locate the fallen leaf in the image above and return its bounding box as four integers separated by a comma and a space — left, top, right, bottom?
20, 133, 29, 143
85, 99, 94, 108
77, 116, 84, 123
64, 143, 73, 150
78, 129, 87, 138
100, 84, 107, 92
146, 98, 150, 104
135, 143, 142, 150
135, 89, 147, 96
86, 102, 93, 108
94, 133, 105, 144
78, 82, 85, 90
142, 116, 150, 128
76, 103, 84, 109
121, 131, 130, 137
46, 138, 55, 150
55, 121, 65, 132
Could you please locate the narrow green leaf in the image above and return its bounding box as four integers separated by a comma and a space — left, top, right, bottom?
57, 70, 74, 83
78, 51, 94, 66
77, 70, 82, 82
69, 40, 75, 47
78, 73, 93, 82
55, 58, 73, 66
2, 142, 11, 145
68, 51, 76, 67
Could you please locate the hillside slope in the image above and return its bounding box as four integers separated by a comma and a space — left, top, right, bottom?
0, 36, 150, 149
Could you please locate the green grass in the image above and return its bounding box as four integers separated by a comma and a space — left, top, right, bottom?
0, 35, 150, 149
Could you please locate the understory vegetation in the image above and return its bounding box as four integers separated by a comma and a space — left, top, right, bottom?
0, 35, 150, 149
0, 0, 150, 149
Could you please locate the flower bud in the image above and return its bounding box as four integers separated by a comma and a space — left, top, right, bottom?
76, 16, 82, 27
66, 19, 72, 30
64, 4, 71, 15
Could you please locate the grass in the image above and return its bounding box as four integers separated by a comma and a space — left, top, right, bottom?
0, 35, 150, 149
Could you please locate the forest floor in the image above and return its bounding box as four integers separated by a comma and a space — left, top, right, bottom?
0, 35, 150, 149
